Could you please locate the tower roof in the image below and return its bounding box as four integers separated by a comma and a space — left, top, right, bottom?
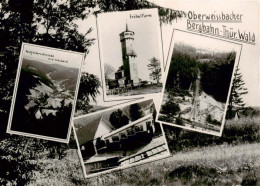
119, 22, 134, 36
126, 22, 129, 31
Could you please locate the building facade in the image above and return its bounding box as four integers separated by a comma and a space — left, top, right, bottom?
78, 114, 156, 173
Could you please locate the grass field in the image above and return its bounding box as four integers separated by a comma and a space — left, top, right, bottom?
28, 142, 260, 185
22, 116, 260, 185
92, 142, 260, 185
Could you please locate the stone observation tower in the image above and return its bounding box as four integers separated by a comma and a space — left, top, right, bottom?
119, 23, 139, 86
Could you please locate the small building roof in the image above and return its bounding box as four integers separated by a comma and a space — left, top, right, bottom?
76, 117, 114, 145
115, 65, 124, 73
76, 117, 102, 145
102, 114, 153, 139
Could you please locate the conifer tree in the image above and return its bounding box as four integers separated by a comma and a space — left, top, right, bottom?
227, 65, 248, 119
147, 57, 162, 85
76, 72, 100, 113
109, 109, 129, 128
129, 103, 144, 121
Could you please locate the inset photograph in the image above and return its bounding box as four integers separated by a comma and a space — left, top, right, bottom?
157, 30, 242, 136
73, 99, 170, 178
97, 8, 164, 101
7, 43, 84, 143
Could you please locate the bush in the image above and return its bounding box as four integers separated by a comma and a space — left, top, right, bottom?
176, 115, 184, 126
164, 116, 260, 153
222, 117, 260, 143
166, 165, 218, 185
160, 99, 180, 118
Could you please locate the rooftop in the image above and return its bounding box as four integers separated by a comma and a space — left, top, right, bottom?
103, 114, 153, 139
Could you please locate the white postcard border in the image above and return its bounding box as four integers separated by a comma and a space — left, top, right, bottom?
6, 42, 84, 143
156, 29, 243, 137
96, 8, 165, 102
72, 97, 171, 178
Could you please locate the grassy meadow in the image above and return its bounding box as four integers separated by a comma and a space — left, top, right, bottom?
23, 115, 260, 185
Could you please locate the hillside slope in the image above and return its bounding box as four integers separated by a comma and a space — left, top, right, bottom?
28, 142, 260, 185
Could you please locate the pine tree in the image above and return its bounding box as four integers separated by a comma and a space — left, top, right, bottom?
109, 109, 129, 129
129, 103, 144, 121
147, 57, 162, 84
160, 97, 180, 119
227, 65, 248, 119
76, 72, 100, 113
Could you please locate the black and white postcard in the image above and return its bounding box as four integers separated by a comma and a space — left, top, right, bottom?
97, 8, 164, 102
73, 98, 170, 178
157, 30, 242, 136
6, 43, 84, 143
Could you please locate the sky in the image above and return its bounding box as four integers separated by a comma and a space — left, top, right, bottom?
173, 31, 241, 53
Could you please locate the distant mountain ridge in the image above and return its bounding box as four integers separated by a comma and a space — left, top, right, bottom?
22, 58, 79, 92
18, 58, 77, 120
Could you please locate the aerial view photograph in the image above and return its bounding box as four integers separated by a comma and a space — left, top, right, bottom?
7, 44, 83, 141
